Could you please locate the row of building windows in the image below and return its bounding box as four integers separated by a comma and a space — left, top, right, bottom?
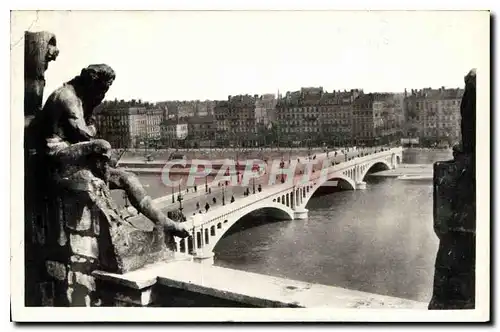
415, 100, 460, 108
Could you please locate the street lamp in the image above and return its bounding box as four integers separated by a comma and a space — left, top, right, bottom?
252, 177, 256, 194
171, 186, 175, 203
280, 156, 285, 184
222, 184, 226, 206
177, 183, 183, 213
123, 192, 129, 208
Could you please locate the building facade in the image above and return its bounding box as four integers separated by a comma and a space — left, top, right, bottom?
275, 88, 362, 147
163, 119, 189, 148
214, 100, 230, 147
255, 93, 277, 127
352, 93, 404, 145
185, 115, 216, 148
214, 95, 258, 147
95, 105, 164, 149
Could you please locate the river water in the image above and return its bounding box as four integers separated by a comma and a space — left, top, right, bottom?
213, 148, 453, 303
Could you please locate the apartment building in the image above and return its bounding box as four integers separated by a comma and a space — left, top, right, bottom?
406, 87, 464, 146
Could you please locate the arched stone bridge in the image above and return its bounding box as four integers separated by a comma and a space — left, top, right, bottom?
174, 147, 403, 264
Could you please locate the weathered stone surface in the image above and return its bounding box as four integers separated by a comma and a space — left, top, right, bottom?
433, 158, 476, 235
60, 169, 175, 275
24, 31, 58, 117
70, 255, 89, 264
62, 197, 95, 233
45, 261, 67, 281
69, 234, 98, 259
39, 282, 55, 307
74, 272, 96, 292
95, 279, 155, 307
460, 69, 476, 154
102, 221, 175, 274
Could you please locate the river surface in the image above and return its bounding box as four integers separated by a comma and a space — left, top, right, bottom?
213, 148, 453, 303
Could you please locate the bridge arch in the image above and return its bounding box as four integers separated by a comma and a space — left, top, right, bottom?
201, 202, 295, 253
359, 159, 392, 181
300, 174, 356, 208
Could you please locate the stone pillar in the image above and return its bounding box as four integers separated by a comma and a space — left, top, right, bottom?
24, 30, 58, 306
355, 181, 367, 190
192, 228, 198, 252
193, 251, 215, 265
428, 69, 476, 310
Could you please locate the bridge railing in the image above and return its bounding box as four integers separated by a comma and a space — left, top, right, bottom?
187, 183, 294, 230
282, 147, 401, 188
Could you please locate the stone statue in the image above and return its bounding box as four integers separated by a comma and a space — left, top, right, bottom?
26, 64, 190, 239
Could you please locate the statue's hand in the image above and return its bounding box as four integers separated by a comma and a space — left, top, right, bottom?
160, 218, 190, 238
171, 223, 190, 238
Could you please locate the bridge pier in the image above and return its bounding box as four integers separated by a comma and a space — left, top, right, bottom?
193, 251, 215, 266
355, 181, 367, 190
293, 208, 309, 220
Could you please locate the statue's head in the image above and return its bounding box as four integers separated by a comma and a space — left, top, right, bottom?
78, 64, 116, 113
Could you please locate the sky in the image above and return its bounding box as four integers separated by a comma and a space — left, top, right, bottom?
11, 10, 489, 103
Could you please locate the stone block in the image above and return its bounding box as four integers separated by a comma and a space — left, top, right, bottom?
433, 157, 475, 236
74, 272, 96, 292
61, 188, 101, 236
95, 279, 155, 307
45, 260, 67, 281
70, 234, 99, 259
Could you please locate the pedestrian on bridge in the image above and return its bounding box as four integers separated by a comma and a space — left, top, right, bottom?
213, 197, 217, 204
196, 202, 200, 210
258, 184, 262, 192
205, 202, 210, 212
231, 195, 235, 203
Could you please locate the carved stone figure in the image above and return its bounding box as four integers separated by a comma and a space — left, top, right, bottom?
26, 64, 190, 239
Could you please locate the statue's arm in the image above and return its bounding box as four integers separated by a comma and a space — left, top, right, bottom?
58, 93, 97, 142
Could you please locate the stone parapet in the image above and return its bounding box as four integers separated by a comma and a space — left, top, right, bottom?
93, 260, 428, 308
